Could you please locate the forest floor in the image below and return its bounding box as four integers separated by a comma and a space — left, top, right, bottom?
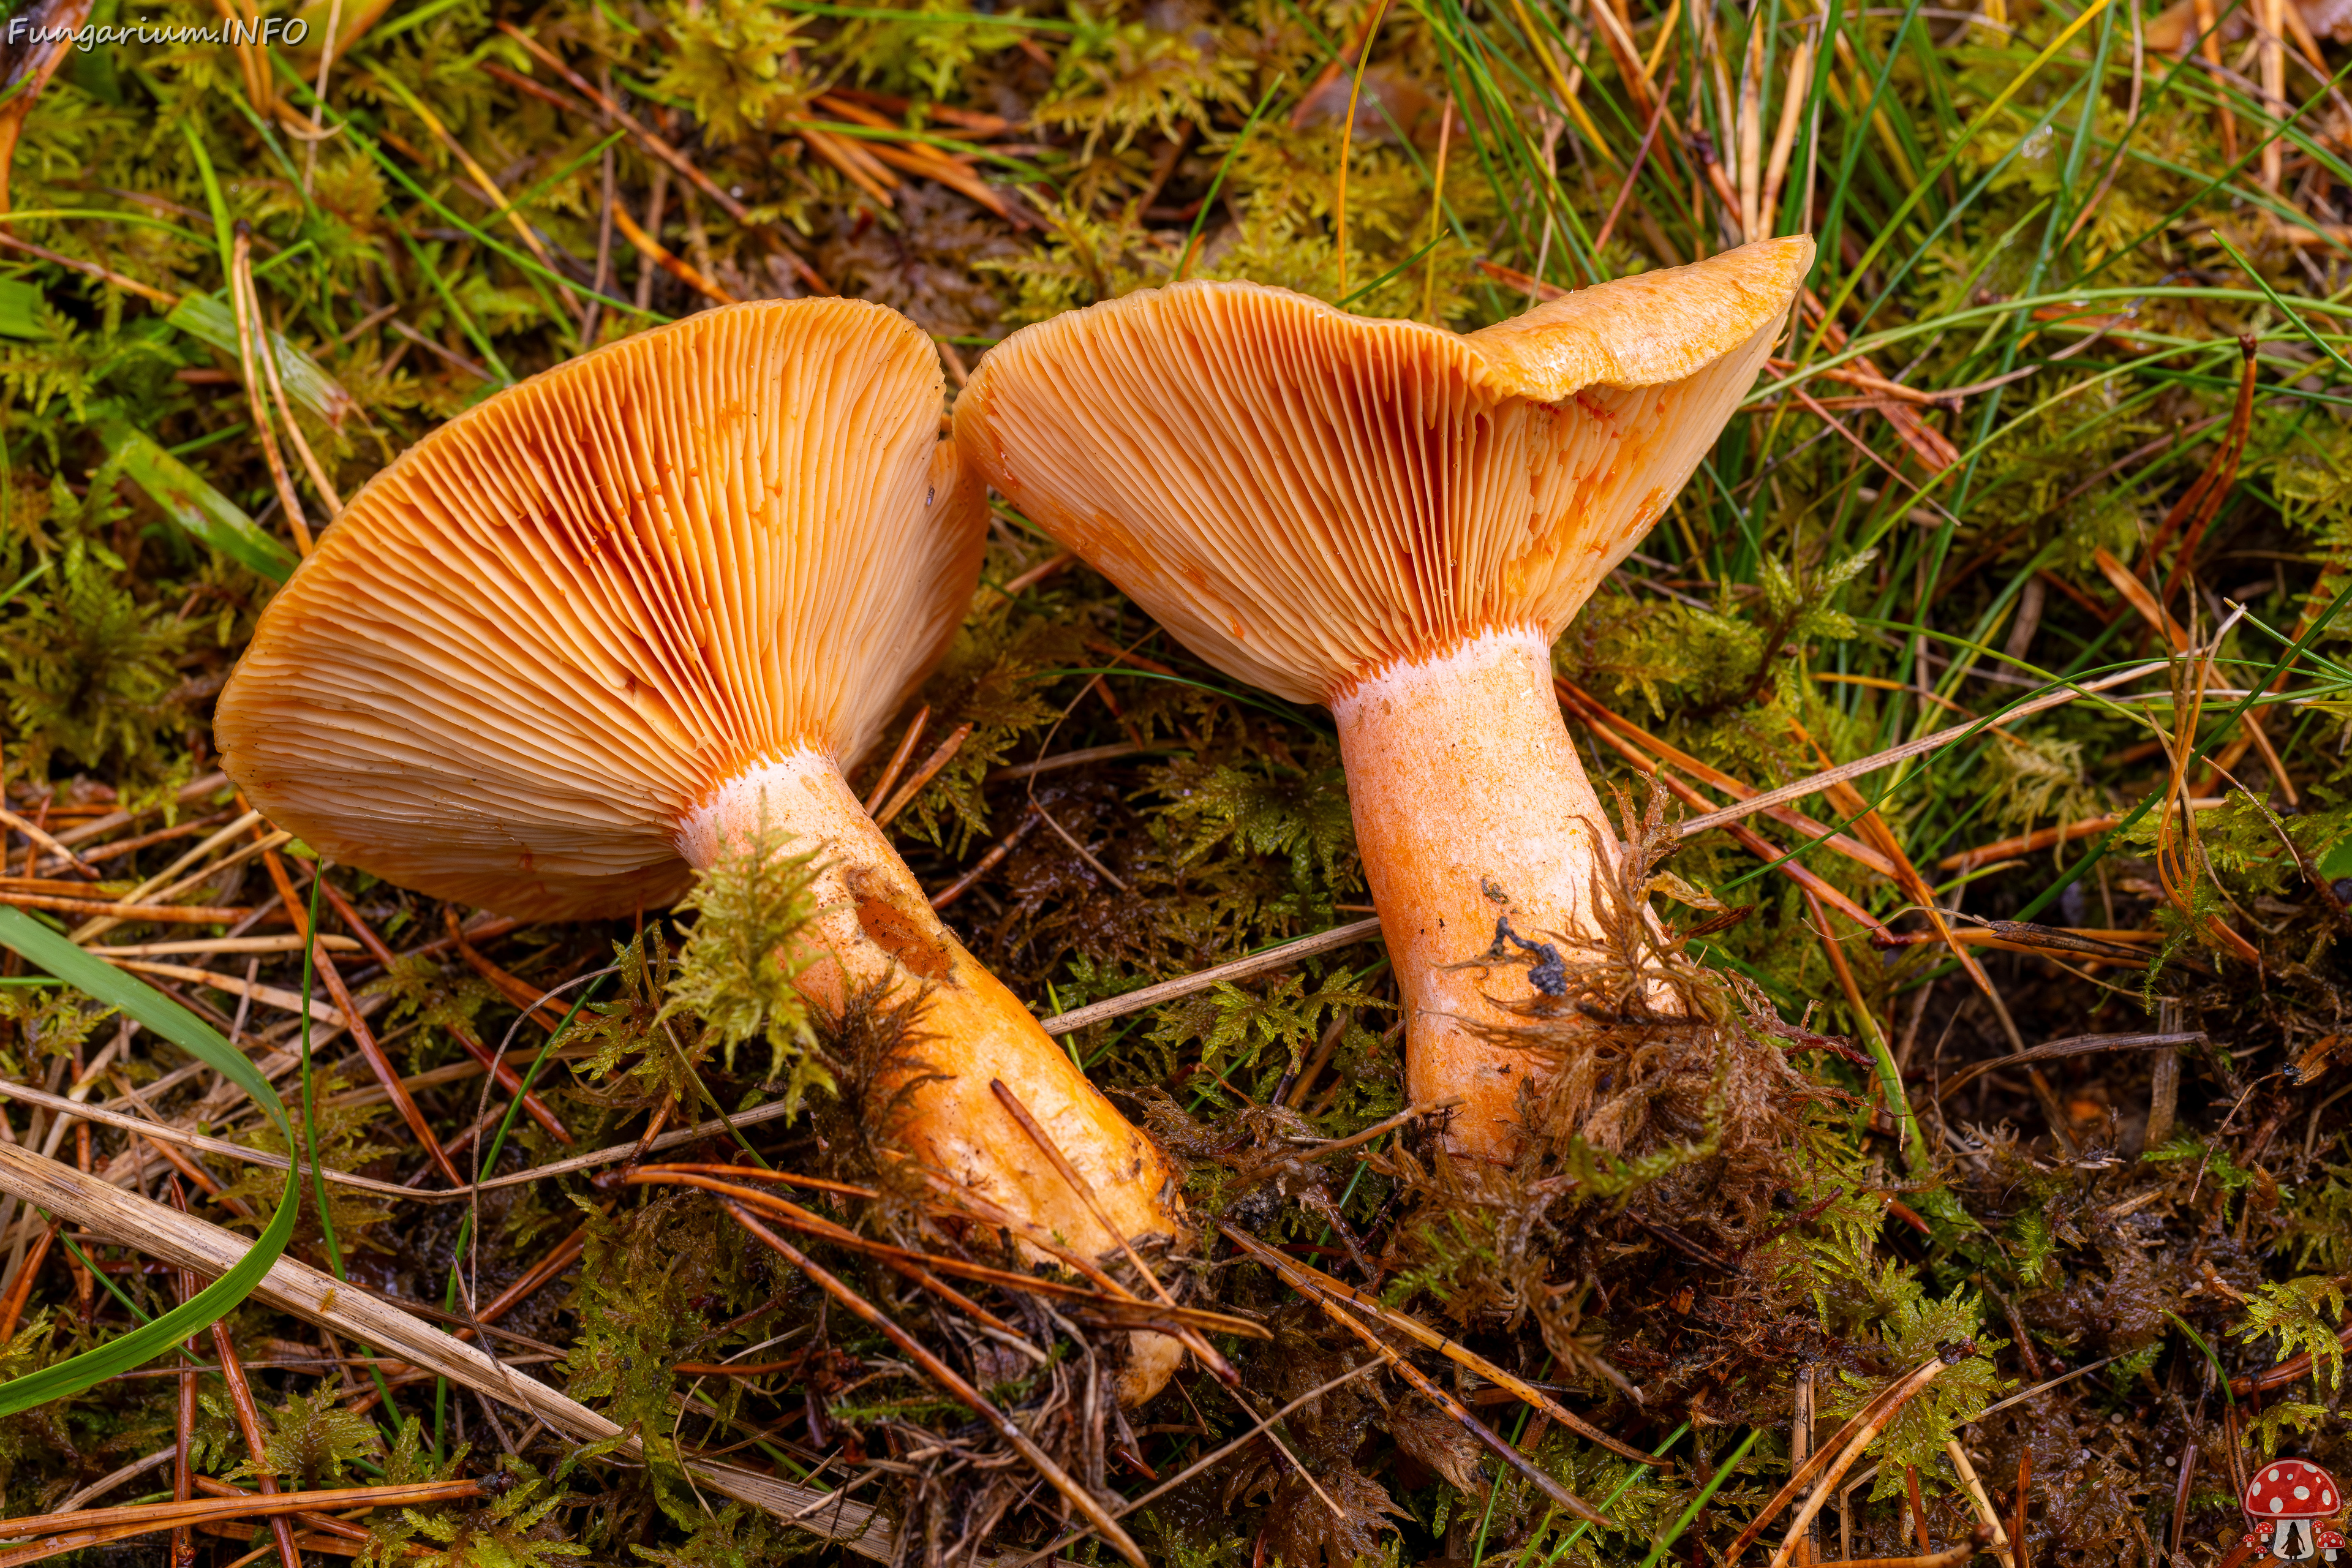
1, 0, 2351, 1562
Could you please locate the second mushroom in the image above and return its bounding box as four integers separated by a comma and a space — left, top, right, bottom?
957, 238, 1815, 1163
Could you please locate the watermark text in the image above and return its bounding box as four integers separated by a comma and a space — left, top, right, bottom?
5, 15, 311, 49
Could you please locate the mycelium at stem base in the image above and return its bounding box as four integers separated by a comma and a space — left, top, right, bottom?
1330, 627, 1667, 1166
678, 755, 1184, 1401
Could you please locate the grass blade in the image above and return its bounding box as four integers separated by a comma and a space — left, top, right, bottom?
0, 908, 299, 1415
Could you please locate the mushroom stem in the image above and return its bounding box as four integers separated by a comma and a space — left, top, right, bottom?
1330, 627, 1656, 1163
677, 753, 1185, 1400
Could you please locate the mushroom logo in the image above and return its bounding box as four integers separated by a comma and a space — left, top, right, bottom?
2238, 1459, 2345, 1561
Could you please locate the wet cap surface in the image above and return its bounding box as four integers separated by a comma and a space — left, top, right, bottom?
219, 298, 984, 922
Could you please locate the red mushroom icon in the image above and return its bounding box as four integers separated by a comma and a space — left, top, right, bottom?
2243, 1460, 2344, 1561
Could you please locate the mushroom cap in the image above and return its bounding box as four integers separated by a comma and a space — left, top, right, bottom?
956, 237, 1812, 706
2247, 1461, 2342, 1519
217, 298, 985, 922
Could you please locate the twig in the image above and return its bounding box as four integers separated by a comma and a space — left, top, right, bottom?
0, 232, 177, 304
387, 319, 492, 382
1283, 1096, 1461, 1156
0, 807, 98, 880
929, 808, 1041, 910
1027, 802, 1129, 892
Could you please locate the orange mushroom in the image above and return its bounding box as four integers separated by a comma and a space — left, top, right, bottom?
217, 298, 1185, 1398
957, 238, 1814, 1163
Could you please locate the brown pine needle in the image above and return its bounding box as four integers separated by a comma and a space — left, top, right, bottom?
0, 1480, 486, 1547
204, 1315, 301, 1568
1218, 1223, 1612, 1528
628, 1167, 1265, 1340
862, 705, 932, 815
1721, 1357, 1952, 1568
610, 200, 738, 304
255, 840, 462, 1188
988, 1076, 1235, 1381
875, 722, 975, 826
726, 1203, 1152, 1568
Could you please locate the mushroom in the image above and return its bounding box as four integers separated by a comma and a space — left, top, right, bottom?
2245, 1460, 2343, 1562
956, 238, 1813, 1162
217, 298, 1185, 1398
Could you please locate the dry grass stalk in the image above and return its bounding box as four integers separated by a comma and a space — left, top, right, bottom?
227, 229, 312, 556
0, 894, 252, 924
1942, 1442, 2015, 1568
1676, 657, 2173, 839
1036, 919, 1381, 1035
0, 1138, 924, 1560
